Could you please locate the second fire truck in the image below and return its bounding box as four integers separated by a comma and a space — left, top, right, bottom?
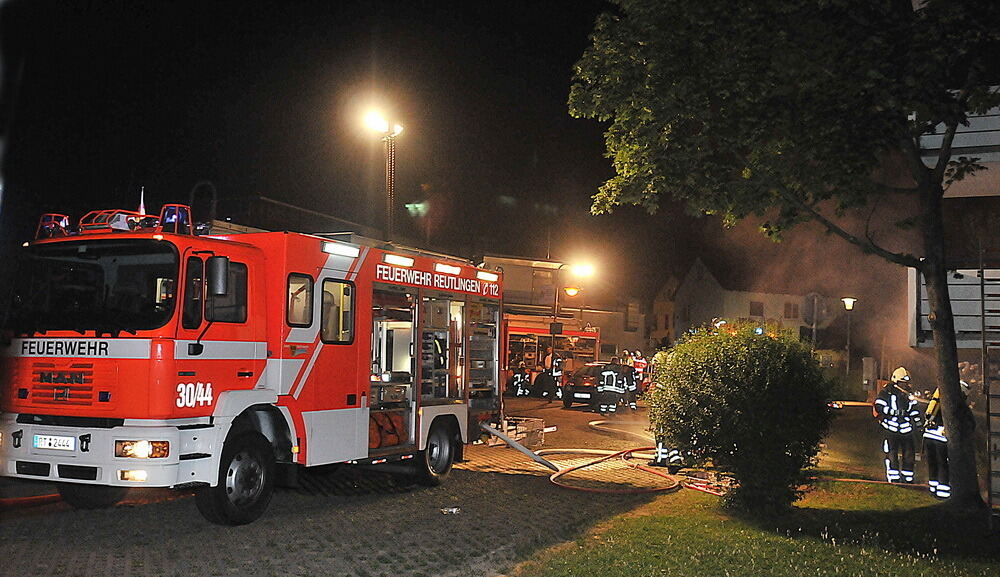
0, 204, 503, 524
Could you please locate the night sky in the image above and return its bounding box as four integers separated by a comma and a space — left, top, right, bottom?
1, 1, 698, 301
0, 0, 920, 363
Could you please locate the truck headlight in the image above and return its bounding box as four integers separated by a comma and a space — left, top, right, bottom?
120, 470, 148, 482
115, 440, 169, 459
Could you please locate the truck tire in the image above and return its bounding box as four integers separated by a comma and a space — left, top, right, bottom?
195, 431, 275, 525
414, 422, 455, 486
57, 483, 128, 509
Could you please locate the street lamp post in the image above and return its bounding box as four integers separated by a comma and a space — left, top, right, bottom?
553, 263, 595, 321
364, 111, 404, 241
842, 297, 857, 377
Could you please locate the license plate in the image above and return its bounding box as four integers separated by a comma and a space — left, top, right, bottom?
33, 434, 76, 451
574, 392, 592, 399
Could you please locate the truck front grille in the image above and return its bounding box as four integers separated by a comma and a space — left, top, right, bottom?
30, 362, 98, 406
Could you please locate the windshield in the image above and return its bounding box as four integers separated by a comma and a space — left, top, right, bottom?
7, 239, 179, 335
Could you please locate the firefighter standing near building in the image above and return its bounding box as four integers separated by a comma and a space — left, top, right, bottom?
632, 350, 648, 384
922, 380, 971, 499
597, 357, 629, 415
873, 367, 922, 483
631, 349, 648, 397
507, 361, 531, 397
540, 347, 562, 402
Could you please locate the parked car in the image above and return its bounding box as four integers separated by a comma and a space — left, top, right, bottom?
561, 362, 607, 409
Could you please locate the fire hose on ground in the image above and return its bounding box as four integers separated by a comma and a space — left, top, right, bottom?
481, 419, 929, 496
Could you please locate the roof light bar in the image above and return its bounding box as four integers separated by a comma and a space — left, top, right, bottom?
384, 254, 414, 267
476, 271, 499, 282
435, 263, 461, 275
322, 242, 361, 258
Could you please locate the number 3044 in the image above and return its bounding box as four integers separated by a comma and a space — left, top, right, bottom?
176, 382, 214, 408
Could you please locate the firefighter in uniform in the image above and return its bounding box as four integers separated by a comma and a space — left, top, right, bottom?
632, 350, 648, 386
597, 357, 629, 415
922, 380, 971, 499
874, 367, 921, 483
507, 361, 531, 397
649, 436, 683, 473
540, 347, 563, 402
629, 350, 648, 410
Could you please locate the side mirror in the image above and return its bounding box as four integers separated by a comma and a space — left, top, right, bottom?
206, 256, 230, 296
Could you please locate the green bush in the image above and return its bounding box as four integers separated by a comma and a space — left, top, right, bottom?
649, 321, 834, 513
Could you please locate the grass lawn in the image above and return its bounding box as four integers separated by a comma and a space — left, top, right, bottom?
511, 479, 998, 577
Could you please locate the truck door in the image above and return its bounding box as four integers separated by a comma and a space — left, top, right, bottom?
297, 273, 367, 465
369, 284, 417, 452
173, 250, 265, 415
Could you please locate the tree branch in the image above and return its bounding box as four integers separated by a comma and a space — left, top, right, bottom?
932, 87, 972, 186
864, 195, 883, 249
932, 120, 960, 187
778, 189, 922, 269
900, 137, 931, 190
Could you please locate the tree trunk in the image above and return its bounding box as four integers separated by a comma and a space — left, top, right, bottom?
921, 188, 984, 509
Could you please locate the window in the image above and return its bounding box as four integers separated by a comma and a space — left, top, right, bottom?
182, 257, 204, 329
286, 274, 313, 327
207, 262, 248, 323
749, 301, 764, 317
321, 279, 354, 343
10, 239, 178, 333
784, 302, 799, 319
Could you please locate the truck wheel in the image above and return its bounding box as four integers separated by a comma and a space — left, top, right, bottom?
57, 483, 128, 509
561, 389, 573, 408
195, 431, 274, 526
414, 423, 455, 486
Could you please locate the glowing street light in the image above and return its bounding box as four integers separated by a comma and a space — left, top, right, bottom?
364, 110, 404, 240
842, 297, 857, 376
554, 262, 596, 320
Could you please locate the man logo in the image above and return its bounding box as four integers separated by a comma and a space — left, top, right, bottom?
53, 387, 71, 401
38, 372, 85, 384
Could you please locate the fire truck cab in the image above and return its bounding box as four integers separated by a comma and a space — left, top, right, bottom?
0, 205, 503, 524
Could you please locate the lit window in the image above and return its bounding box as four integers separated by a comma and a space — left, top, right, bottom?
287, 274, 313, 327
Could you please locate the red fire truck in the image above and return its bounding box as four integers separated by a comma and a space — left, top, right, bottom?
0, 205, 503, 524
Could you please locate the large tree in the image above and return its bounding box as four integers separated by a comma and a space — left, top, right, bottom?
570, 0, 1000, 508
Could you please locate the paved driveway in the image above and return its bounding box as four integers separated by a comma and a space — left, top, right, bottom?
0, 399, 656, 577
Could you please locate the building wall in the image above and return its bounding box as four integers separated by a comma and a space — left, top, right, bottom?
666, 258, 838, 340
721, 290, 807, 330
648, 276, 679, 346
574, 309, 647, 357
671, 259, 726, 339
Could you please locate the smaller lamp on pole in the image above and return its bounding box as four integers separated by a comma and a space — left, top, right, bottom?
553, 262, 596, 321
841, 297, 857, 377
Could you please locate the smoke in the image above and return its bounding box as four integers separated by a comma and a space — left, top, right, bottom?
685, 192, 938, 380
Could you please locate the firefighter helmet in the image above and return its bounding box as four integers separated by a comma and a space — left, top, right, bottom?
891, 367, 910, 383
